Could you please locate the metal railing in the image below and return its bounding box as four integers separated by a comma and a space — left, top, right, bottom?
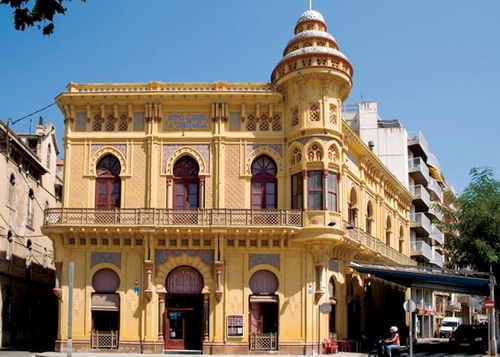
344, 224, 415, 266
407, 130, 429, 156
91, 330, 118, 349
410, 212, 432, 234
408, 157, 430, 182
44, 208, 302, 227
410, 240, 432, 261
250, 332, 278, 352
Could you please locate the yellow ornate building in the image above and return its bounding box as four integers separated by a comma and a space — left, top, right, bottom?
43, 9, 414, 354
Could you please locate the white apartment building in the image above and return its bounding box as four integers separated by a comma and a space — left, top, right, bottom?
343, 102, 449, 338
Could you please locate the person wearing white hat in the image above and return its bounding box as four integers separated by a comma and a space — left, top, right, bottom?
383, 326, 400, 357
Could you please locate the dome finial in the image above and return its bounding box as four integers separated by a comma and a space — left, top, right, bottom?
309, 0, 312, 10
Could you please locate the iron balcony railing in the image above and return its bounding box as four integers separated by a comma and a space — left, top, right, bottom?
43, 208, 303, 227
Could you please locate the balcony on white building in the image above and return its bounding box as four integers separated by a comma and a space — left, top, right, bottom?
429, 225, 444, 246
410, 212, 432, 236
428, 177, 443, 203
408, 131, 429, 161
408, 157, 429, 185
428, 204, 443, 221
430, 250, 444, 267
410, 240, 432, 262
410, 185, 430, 211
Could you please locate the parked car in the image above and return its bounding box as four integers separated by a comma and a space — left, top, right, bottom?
449, 324, 488, 353
439, 317, 463, 338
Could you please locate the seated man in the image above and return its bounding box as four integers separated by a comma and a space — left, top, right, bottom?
383, 326, 400, 357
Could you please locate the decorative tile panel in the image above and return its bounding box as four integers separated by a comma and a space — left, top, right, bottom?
246, 144, 282, 157
76, 113, 86, 131
164, 113, 209, 131
155, 249, 214, 275
249, 254, 280, 270
91, 252, 121, 268
162, 144, 210, 173
91, 144, 127, 157
134, 112, 145, 131
229, 112, 241, 131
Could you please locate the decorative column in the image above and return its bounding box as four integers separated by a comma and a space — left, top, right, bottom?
323, 169, 329, 210
203, 293, 210, 341
200, 177, 205, 209
302, 170, 308, 210
315, 264, 325, 302
53, 261, 63, 300
144, 260, 153, 301
214, 262, 223, 302
158, 290, 166, 341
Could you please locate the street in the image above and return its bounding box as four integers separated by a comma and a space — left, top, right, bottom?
0, 339, 494, 357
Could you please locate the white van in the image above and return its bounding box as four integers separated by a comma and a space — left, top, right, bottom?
439, 317, 463, 338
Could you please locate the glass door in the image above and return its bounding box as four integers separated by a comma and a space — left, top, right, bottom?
166, 310, 184, 350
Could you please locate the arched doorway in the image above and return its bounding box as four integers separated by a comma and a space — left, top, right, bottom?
165, 266, 204, 352
91, 268, 120, 349
328, 277, 337, 339
248, 270, 279, 352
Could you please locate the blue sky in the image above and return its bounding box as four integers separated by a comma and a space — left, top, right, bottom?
1, 0, 499, 193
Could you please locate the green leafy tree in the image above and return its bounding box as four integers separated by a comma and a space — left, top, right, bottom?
436, 167, 500, 275
1, 0, 86, 35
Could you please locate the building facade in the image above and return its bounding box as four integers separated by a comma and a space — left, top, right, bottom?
43, 10, 414, 354
0, 117, 61, 348
343, 102, 455, 338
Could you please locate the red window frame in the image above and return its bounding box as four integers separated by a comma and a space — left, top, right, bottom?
95, 155, 121, 209
251, 155, 277, 209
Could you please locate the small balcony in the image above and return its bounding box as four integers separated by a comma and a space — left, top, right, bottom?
410, 185, 430, 211
430, 250, 444, 268
410, 212, 431, 236
428, 177, 443, 202
429, 225, 444, 246
410, 240, 432, 262
43, 208, 303, 228
408, 157, 429, 185
428, 204, 443, 221
408, 131, 429, 161
344, 224, 415, 266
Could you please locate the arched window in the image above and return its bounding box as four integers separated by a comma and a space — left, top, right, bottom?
249, 270, 278, 295
27, 188, 34, 227
46, 144, 51, 169
173, 156, 199, 209
8, 173, 15, 204
386, 216, 392, 245
366, 201, 373, 235
348, 188, 358, 226
95, 155, 121, 209
92, 268, 120, 293
328, 277, 337, 336
399, 225, 404, 253
251, 155, 277, 209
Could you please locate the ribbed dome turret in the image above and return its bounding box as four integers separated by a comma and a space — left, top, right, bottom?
271, 10, 353, 97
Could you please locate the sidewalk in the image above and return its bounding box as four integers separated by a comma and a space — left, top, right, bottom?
36, 352, 368, 357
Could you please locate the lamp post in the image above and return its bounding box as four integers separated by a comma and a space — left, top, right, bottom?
490, 265, 497, 357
